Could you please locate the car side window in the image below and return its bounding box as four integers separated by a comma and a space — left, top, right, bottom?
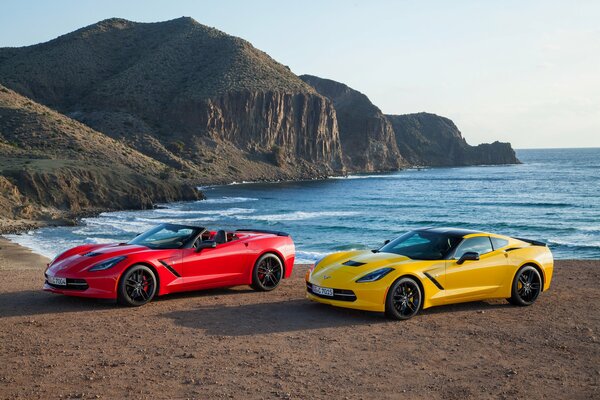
453, 237, 493, 259
491, 237, 509, 250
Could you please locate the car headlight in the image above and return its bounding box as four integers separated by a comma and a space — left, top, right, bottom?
356, 267, 394, 283
89, 256, 126, 272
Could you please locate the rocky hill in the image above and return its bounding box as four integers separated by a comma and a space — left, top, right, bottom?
387, 112, 519, 166
0, 17, 345, 183
0, 17, 519, 230
300, 75, 406, 171
0, 85, 201, 230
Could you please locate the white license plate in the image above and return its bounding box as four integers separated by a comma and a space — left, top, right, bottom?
48, 276, 66, 286
312, 284, 334, 297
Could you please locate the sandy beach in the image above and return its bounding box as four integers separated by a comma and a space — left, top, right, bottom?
0, 237, 598, 399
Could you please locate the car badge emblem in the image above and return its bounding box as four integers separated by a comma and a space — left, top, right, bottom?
323, 275, 331, 280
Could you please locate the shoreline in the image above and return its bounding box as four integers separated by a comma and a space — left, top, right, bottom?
0, 161, 521, 236
0, 236, 50, 270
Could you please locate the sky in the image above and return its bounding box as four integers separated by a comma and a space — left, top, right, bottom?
1, 0, 599, 148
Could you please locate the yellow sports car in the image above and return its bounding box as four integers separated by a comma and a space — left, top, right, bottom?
306, 228, 553, 320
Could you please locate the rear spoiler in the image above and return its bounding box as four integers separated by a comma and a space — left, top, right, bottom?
236, 229, 290, 237
515, 237, 547, 247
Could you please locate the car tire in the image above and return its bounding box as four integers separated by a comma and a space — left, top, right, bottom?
508, 265, 542, 306
251, 253, 283, 292
385, 277, 422, 320
117, 265, 157, 307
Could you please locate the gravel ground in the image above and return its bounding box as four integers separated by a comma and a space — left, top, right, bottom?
0, 238, 598, 399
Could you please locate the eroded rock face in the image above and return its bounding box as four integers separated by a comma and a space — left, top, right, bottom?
2, 168, 201, 217
300, 75, 406, 171
386, 113, 519, 166
170, 90, 344, 169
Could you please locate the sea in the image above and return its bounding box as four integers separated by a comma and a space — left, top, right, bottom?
6, 148, 600, 262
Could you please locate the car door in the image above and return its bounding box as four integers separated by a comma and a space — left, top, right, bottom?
443, 236, 509, 302
180, 239, 250, 290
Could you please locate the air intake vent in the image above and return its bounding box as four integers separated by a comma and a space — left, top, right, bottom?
342, 260, 366, 267
83, 252, 103, 257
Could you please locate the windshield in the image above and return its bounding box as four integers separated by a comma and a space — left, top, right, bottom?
379, 230, 462, 260
128, 224, 204, 249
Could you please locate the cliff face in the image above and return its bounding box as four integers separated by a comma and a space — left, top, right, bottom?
387, 113, 519, 166
171, 90, 343, 169
300, 75, 406, 171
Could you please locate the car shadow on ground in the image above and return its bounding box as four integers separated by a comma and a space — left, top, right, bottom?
0, 287, 257, 318
0, 290, 115, 318
163, 299, 387, 336
421, 300, 511, 315
164, 298, 516, 336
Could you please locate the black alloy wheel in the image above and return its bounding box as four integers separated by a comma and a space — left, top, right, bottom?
118, 265, 157, 306
509, 265, 542, 306
251, 253, 283, 291
385, 277, 422, 320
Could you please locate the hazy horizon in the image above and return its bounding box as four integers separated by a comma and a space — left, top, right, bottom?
1, 0, 598, 149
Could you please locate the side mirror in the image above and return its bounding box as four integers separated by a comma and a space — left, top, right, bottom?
195, 240, 217, 252
457, 251, 480, 265
384, 239, 391, 245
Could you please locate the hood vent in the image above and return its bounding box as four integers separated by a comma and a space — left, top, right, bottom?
83, 252, 103, 257
343, 260, 366, 267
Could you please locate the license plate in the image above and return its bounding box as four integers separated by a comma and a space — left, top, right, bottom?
312, 284, 334, 297
48, 276, 66, 286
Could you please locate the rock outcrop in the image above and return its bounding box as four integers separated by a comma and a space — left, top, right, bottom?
0, 85, 201, 223
387, 113, 519, 166
300, 75, 406, 171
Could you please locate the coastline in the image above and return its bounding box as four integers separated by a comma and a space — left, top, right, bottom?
0, 162, 515, 236
0, 236, 50, 270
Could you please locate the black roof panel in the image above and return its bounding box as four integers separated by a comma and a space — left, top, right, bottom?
418, 227, 483, 237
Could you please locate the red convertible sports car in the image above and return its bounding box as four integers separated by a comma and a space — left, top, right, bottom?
44, 223, 295, 306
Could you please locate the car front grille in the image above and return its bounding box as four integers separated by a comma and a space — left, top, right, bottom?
45, 274, 89, 291
306, 282, 357, 302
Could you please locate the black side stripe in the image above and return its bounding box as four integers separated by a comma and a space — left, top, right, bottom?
424, 272, 444, 290
159, 260, 181, 277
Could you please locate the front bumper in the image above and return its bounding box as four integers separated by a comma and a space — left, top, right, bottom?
305, 280, 386, 312
43, 272, 118, 299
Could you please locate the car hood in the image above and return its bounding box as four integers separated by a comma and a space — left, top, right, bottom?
311, 250, 415, 281
48, 243, 154, 275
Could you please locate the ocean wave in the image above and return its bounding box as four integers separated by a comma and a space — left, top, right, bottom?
84, 237, 118, 244
295, 250, 327, 264
329, 174, 401, 180
197, 196, 258, 204
76, 218, 155, 235
547, 239, 600, 249
237, 211, 358, 222
5, 233, 63, 259
155, 207, 256, 217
